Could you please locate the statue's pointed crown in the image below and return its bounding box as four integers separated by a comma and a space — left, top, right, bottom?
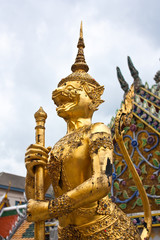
58, 22, 100, 87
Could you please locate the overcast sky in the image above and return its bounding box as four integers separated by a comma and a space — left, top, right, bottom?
0, 0, 160, 178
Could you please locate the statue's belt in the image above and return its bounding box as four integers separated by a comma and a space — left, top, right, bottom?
58, 215, 117, 238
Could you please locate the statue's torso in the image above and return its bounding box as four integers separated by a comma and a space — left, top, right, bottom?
47, 125, 100, 226
48, 125, 91, 192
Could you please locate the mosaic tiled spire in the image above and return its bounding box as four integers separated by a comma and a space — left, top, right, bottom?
116, 66, 129, 93
128, 56, 143, 92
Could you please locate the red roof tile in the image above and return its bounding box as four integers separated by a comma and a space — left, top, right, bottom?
0, 215, 18, 238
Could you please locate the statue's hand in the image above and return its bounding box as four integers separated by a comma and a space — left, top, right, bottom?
27, 199, 49, 222
25, 144, 51, 176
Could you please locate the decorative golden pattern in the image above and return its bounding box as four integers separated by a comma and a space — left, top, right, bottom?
48, 194, 75, 218
74, 205, 97, 216
89, 132, 113, 155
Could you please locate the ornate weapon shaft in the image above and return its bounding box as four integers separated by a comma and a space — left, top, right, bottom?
115, 85, 152, 240
34, 107, 47, 240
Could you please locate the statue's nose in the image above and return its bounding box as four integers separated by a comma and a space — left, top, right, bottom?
52, 86, 64, 99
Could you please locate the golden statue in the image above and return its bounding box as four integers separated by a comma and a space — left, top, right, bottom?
25, 22, 151, 240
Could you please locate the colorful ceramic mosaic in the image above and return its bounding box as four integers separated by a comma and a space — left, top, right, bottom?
109, 57, 160, 218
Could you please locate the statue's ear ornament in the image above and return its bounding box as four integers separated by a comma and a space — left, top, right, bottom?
82, 82, 105, 111
88, 85, 105, 100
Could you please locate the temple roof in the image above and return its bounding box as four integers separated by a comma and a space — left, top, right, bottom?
0, 172, 25, 192
0, 172, 53, 197
11, 220, 34, 240
111, 56, 160, 136
0, 205, 26, 239
0, 203, 58, 239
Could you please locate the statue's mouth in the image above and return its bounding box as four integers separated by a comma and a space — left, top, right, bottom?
52, 88, 79, 113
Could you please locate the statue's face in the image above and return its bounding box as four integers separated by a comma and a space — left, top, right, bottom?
52, 81, 93, 120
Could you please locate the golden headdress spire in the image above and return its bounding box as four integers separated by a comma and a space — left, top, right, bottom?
80, 21, 83, 38
58, 22, 100, 87
71, 21, 89, 72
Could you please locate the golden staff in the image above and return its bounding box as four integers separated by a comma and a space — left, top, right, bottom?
34, 106, 47, 240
